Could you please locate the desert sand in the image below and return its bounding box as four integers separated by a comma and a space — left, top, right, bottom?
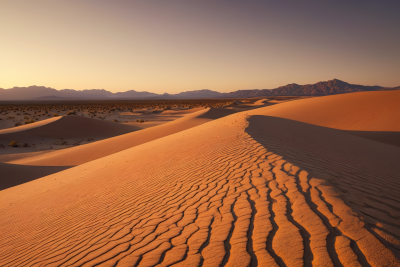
0, 107, 207, 154
0, 91, 399, 266
0, 108, 236, 189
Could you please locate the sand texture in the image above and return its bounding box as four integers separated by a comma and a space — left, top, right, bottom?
0, 91, 399, 266
0, 108, 237, 189
252, 90, 400, 147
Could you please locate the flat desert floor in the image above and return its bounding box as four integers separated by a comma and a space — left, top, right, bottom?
1, 91, 400, 266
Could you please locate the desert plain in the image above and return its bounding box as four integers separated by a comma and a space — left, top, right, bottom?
0, 91, 399, 266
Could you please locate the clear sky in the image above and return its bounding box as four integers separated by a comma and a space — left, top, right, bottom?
1, 1, 399, 93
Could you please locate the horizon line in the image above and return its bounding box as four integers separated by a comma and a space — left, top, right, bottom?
1, 78, 397, 94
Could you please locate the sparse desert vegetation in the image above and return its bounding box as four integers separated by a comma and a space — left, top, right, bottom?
25, 119, 35, 124
0, 99, 238, 115
8, 141, 18, 147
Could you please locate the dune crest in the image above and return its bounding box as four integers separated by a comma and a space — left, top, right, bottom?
0, 115, 137, 142
252, 90, 400, 131
0, 116, 62, 135
249, 90, 400, 147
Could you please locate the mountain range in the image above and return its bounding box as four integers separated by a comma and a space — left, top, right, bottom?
0, 79, 398, 100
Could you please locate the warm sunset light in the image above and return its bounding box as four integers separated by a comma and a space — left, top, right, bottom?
1, 2, 399, 267
1, 1, 399, 93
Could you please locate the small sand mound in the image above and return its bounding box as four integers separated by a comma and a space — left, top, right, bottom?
251, 99, 269, 106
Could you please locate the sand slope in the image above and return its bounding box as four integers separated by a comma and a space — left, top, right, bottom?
252, 90, 400, 131
9, 108, 236, 167
0, 116, 62, 134
252, 90, 400, 147
1, 92, 399, 266
0, 108, 237, 190
0, 115, 138, 144
245, 116, 400, 264
0, 162, 71, 191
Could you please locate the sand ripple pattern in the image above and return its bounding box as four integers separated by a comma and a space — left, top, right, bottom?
0, 113, 399, 266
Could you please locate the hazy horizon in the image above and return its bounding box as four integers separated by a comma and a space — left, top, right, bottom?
1, 77, 397, 95
1, 1, 399, 93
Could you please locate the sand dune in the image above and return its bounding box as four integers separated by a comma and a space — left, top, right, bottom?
0, 162, 71, 191
255, 90, 400, 131
1, 91, 399, 266
0, 108, 237, 189
343, 130, 400, 147
246, 116, 400, 263
0, 115, 137, 144
251, 90, 400, 146
0, 116, 62, 134
9, 108, 236, 167
251, 99, 269, 106
225, 99, 272, 111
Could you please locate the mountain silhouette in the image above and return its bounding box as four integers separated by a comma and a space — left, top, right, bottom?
223, 79, 388, 98
0, 79, 398, 100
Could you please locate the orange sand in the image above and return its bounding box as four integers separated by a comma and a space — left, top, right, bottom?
0, 91, 399, 266
1, 108, 236, 188
8, 108, 236, 167
252, 90, 400, 146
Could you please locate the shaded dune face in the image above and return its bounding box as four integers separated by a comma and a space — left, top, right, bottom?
0, 115, 138, 144
245, 116, 400, 263
254, 90, 400, 147
342, 130, 400, 147
0, 116, 62, 135
254, 90, 400, 131
0, 162, 72, 190
1, 110, 399, 266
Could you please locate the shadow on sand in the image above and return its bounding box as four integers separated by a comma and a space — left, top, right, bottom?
0, 162, 73, 190
245, 115, 400, 178
244, 115, 400, 259
343, 130, 400, 148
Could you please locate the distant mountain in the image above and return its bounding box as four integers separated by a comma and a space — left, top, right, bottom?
0, 86, 59, 100
176, 89, 222, 98
59, 89, 113, 99
0, 79, 398, 100
0, 86, 112, 100
112, 90, 159, 99
378, 86, 400, 91
31, 95, 70, 100
30, 95, 87, 100
153, 89, 222, 99
222, 79, 390, 98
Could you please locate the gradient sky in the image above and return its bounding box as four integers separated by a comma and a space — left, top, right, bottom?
1, 1, 399, 93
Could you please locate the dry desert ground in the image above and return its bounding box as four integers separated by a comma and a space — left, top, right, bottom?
1, 91, 399, 266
